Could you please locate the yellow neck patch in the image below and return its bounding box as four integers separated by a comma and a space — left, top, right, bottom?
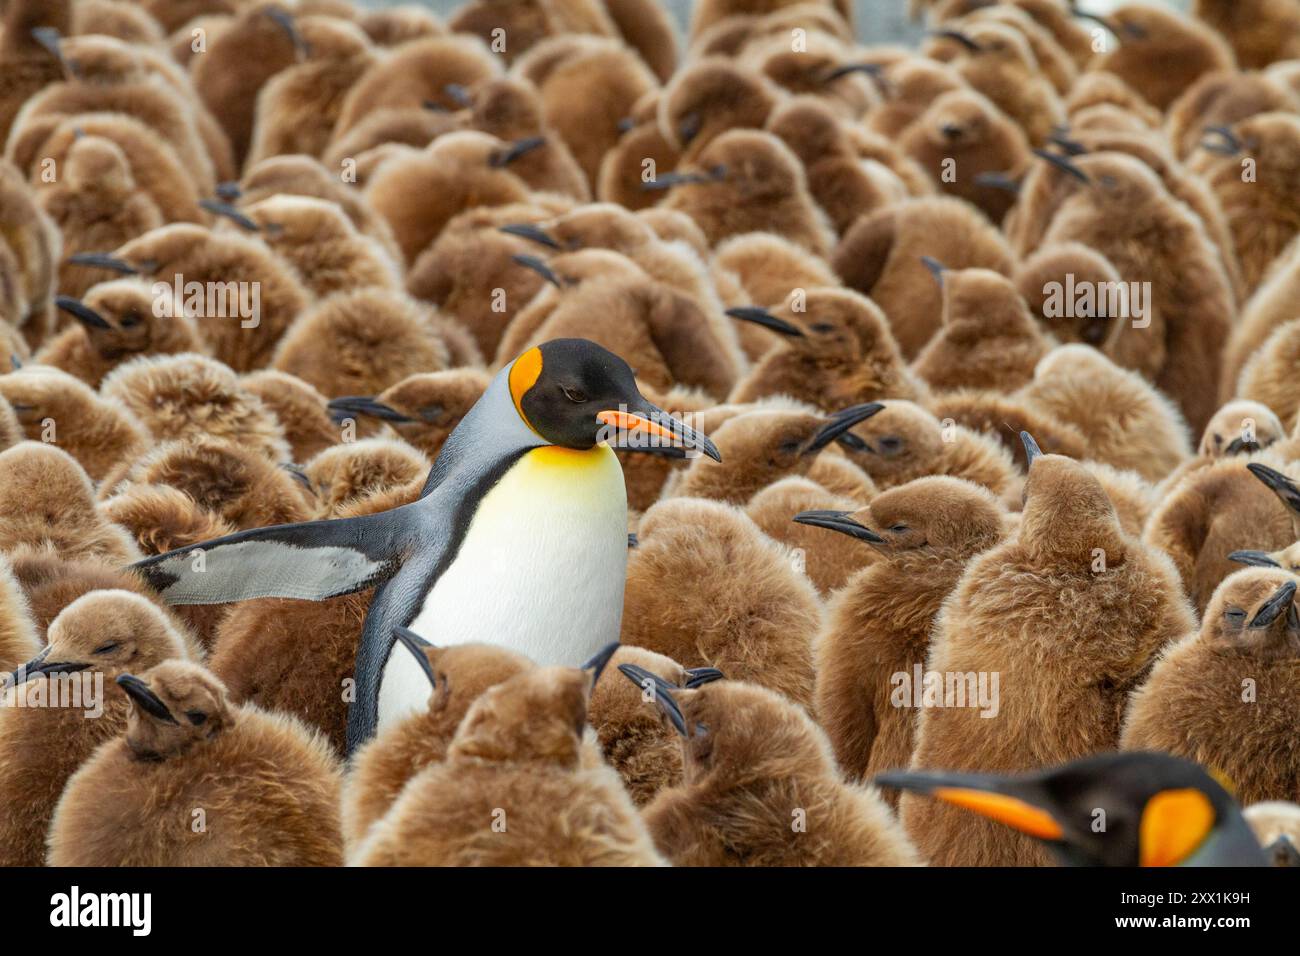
509, 346, 543, 433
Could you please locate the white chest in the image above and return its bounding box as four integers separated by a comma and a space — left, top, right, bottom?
378, 445, 628, 728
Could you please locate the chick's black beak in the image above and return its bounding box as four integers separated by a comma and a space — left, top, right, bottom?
1247, 463, 1300, 515
683, 667, 724, 688
67, 253, 138, 275
641, 166, 726, 192
55, 296, 112, 330
1227, 550, 1281, 569
491, 137, 546, 168
725, 306, 803, 337
392, 626, 437, 691
499, 223, 562, 249
200, 198, 259, 232
327, 396, 415, 425
823, 62, 883, 83
116, 674, 179, 724
793, 509, 885, 544
1032, 148, 1090, 184
5, 646, 89, 688
873, 768, 1065, 842
930, 29, 983, 53
512, 254, 563, 288
808, 403, 885, 455
1249, 580, 1296, 629
597, 404, 721, 462
582, 641, 620, 687
618, 664, 690, 737
1020, 430, 1043, 467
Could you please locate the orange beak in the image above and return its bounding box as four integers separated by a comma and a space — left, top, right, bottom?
596, 409, 721, 462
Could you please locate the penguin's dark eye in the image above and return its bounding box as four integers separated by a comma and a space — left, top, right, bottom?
93, 642, 119, 655
890, 524, 909, 534
810, 323, 835, 334
560, 385, 587, 404
186, 710, 206, 726
1224, 608, 1246, 626
879, 437, 903, 454
119, 312, 142, 328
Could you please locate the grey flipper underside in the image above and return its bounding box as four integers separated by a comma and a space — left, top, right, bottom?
130, 509, 414, 605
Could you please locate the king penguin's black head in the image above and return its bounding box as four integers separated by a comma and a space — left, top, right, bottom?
507, 339, 720, 460
877, 751, 1265, 867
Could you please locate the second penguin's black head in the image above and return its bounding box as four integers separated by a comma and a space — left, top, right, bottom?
508, 339, 720, 461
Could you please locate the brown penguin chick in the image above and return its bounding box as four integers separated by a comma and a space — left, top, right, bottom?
1198, 400, 1288, 462
0, 160, 60, 345
592, 646, 726, 809
0, 589, 193, 866
99, 436, 313, 532
1238, 318, 1300, 436
1122, 568, 1300, 805
206, 482, 423, 752
354, 652, 664, 867
237, 153, 401, 263
1020, 345, 1192, 483
33, 135, 163, 299
271, 289, 458, 401
190, 3, 312, 167
899, 88, 1031, 224
1195, 112, 1300, 299
637, 677, 920, 866
72, 0, 164, 43
515, 34, 658, 189
333, 32, 499, 137
36, 280, 204, 389
1085, 2, 1236, 111
622, 496, 820, 707
1064, 71, 1163, 130
745, 476, 874, 595
100, 353, 290, 463
457, 75, 591, 201
1167, 70, 1300, 162
807, 477, 1006, 797
1014, 242, 1162, 381
12, 112, 204, 227
0, 553, 38, 673
404, 199, 570, 359
601, 0, 678, 83
926, 19, 1065, 146
729, 287, 928, 411
832, 196, 1016, 359
235, 194, 399, 300
71, 223, 309, 372
99, 483, 237, 573
1224, 241, 1300, 399
1192, 0, 1300, 70
1036, 152, 1235, 434
0, 0, 70, 142
500, 251, 741, 401
324, 368, 490, 462
0, 442, 139, 563
48, 659, 344, 866
342, 638, 535, 850
448, 0, 617, 66
596, 93, 682, 211
657, 50, 780, 152
664, 401, 880, 506
901, 443, 1195, 866
240, 370, 339, 465
837, 399, 1021, 500
1244, 801, 1300, 865
964, 4, 1079, 96
244, 15, 378, 167
661, 130, 836, 257
912, 267, 1051, 394
321, 104, 458, 172
863, 55, 967, 141
365, 130, 540, 266
355, 4, 444, 46
767, 97, 913, 236
12, 32, 218, 192
0, 366, 147, 482
303, 438, 428, 519
690, 4, 856, 58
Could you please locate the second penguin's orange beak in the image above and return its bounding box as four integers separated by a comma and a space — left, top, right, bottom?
596, 409, 721, 462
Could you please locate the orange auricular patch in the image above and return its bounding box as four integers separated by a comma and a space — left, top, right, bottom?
1139, 788, 1214, 867
508, 347, 543, 431
932, 787, 1065, 841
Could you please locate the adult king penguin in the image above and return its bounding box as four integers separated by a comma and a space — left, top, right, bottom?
131, 339, 720, 753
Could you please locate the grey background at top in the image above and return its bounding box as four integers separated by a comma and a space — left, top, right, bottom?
354, 0, 1189, 45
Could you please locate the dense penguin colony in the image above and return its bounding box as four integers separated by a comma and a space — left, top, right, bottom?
0, 0, 1298, 869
